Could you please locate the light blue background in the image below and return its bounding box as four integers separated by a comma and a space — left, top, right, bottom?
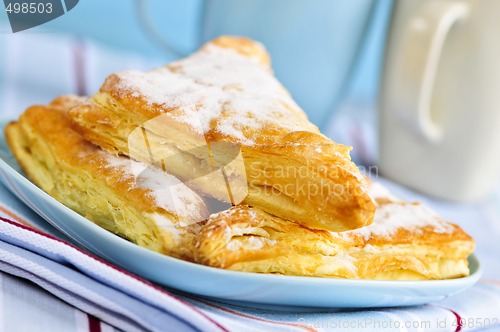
0, 0, 392, 126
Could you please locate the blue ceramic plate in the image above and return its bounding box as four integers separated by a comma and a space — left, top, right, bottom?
0, 120, 482, 309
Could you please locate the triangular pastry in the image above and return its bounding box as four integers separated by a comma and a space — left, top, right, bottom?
68, 36, 375, 232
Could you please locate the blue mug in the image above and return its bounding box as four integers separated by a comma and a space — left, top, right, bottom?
198, 0, 377, 126
138, 0, 377, 126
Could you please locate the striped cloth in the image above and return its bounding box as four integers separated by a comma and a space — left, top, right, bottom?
2, 30, 500, 332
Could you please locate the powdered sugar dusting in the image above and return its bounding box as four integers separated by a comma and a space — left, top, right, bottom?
227, 237, 264, 251
226, 236, 276, 251
114, 44, 317, 145
148, 213, 181, 240
335, 183, 454, 240
101, 153, 206, 225
346, 202, 454, 241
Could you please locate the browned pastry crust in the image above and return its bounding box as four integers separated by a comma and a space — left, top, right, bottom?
67, 36, 375, 232
5, 96, 208, 260
195, 190, 474, 280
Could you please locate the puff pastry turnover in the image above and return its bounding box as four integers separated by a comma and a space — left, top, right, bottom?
5, 96, 208, 260
68, 36, 375, 232
195, 183, 475, 280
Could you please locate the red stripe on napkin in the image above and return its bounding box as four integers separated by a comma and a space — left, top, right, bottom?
0, 216, 228, 332
88, 315, 101, 332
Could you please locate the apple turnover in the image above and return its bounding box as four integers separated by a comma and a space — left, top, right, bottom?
68, 36, 375, 232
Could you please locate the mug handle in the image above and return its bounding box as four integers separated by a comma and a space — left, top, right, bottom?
392, 1, 468, 142
136, 0, 197, 57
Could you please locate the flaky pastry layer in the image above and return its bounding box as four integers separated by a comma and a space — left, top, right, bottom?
5, 96, 208, 259
68, 36, 375, 232
195, 194, 474, 280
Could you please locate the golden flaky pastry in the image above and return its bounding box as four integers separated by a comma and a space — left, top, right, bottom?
195, 183, 475, 280
5, 96, 208, 260
68, 36, 375, 232
5, 98, 475, 280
